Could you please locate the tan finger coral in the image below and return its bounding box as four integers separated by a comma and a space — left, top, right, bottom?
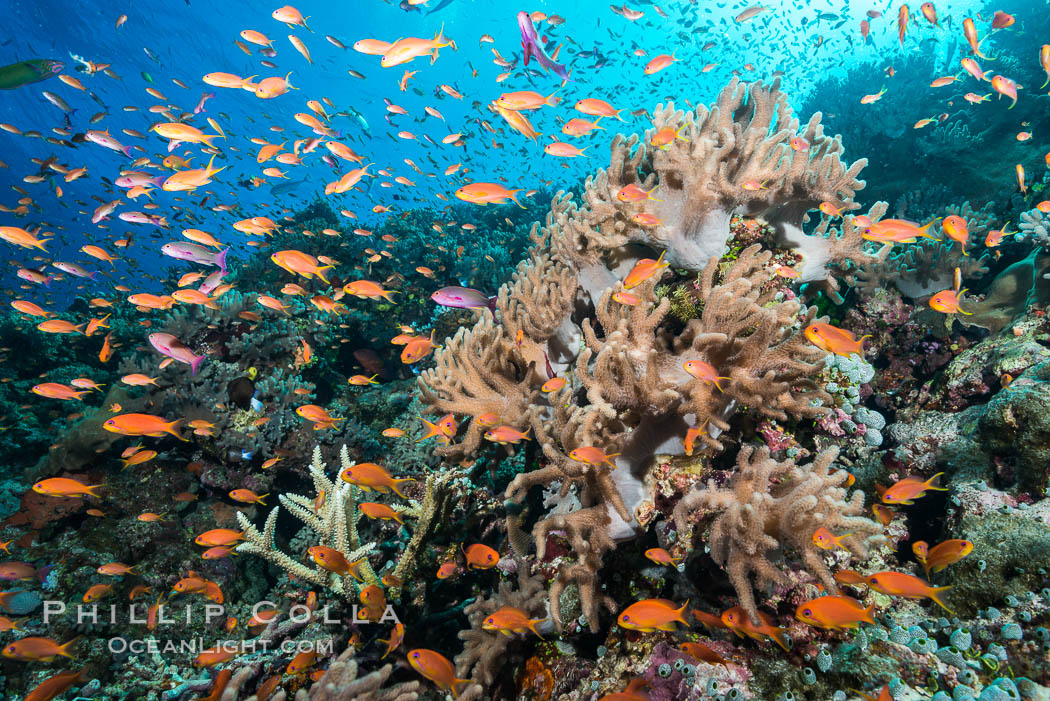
673, 444, 885, 624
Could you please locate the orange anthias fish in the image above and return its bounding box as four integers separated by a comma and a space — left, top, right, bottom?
878, 472, 947, 505
308, 545, 364, 580
644, 547, 681, 567
617, 183, 660, 202
483, 424, 530, 444
194, 529, 245, 547
720, 606, 790, 651
359, 502, 404, 524
617, 598, 689, 632
379, 622, 404, 659
340, 462, 414, 498
2, 636, 80, 661
795, 595, 875, 630
804, 322, 869, 357
103, 414, 186, 440
32, 477, 102, 498
682, 359, 730, 391
482, 606, 546, 637
864, 571, 953, 612
897, 4, 909, 46
401, 332, 438, 364
568, 446, 619, 467
941, 215, 970, 255
923, 539, 973, 576
812, 527, 852, 552
22, 668, 90, 701
463, 543, 499, 569
679, 641, 729, 666
862, 218, 941, 244
623, 251, 668, 288
454, 182, 524, 207
928, 288, 972, 315
597, 679, 650, 701
407, 649, 470, 694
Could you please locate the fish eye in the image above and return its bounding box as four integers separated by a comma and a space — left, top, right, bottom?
803, 609, 811, 616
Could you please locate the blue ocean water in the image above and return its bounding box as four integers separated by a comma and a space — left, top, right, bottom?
0, 0, 1006, 299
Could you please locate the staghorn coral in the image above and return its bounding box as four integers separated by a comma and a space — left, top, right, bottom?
236, 445, 448, 600
236, 445, 380, 598
220, 648, 420, 700
672, 444, 885, 624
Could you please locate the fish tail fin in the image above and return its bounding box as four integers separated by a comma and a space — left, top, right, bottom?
390, 477, 415, 499
417, 417, 440, 442
546, 91, 561, 107
257, 494, 268, 506
215, 247, 229, 274
929, 585, 953, 613
85, 484, 105, 498
770, 628, 791, 652
167, 418, 189, 441
190, 354, 206, 376
451, 678, 472, 696
508, 189, 526, 209
433, 22, 450, 48
529, 618, 547, 639
36, 237, 51, 252
675, 599, 691, 625
926, 472, 948, 490
121, 145, 133, 158
59, 635, 83, 658
315, 265, 334, 284
381, 290, 399, 304
862, 604, 876, 625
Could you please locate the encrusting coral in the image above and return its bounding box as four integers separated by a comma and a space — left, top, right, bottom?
673, 444, 885, 623
420, 78, 876, 637
236, 445, 448, 600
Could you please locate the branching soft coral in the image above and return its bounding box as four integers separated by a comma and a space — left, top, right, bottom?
553, 77, 867, 283
454, 560, 549, 693
673, 444, 885, 624
419, 78, 875, 650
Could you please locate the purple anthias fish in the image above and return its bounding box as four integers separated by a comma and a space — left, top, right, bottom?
149, 332, 206, 375
52, 262, 99, 280
197, 269, 226, 295
160, 242, 229, 274
431, 286, 496, 310
517, 10, 571, 82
